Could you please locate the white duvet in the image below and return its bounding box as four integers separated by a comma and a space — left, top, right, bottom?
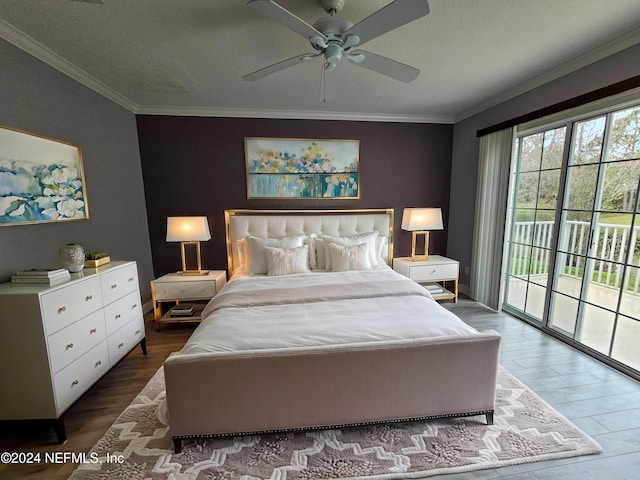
179, 266, 478, 355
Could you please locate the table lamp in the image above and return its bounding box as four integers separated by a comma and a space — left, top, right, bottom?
166, 216, 211, 275
401, 208, 443, 261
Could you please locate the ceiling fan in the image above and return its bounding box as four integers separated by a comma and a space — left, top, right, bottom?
243, 0, 430, 102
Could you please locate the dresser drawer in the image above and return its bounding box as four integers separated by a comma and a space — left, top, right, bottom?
407, 263, 458, 282
104, 290, 142, 336
53, 341, 110, 414
47, 310, 107, 374
154, 280, 216, 301
108, 316, 145, 366
101, 263, 138, 305
40, 277, 103, 335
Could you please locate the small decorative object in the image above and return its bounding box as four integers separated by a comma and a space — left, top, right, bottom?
245, 138, 360, 199
0, 126, 89, 225
59, 243, 85, 272
84, 251, 111, 268
401, 208, 444, 261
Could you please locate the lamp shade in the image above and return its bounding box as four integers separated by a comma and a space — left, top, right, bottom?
166, 216, 211, 242
401, 208, 443, 232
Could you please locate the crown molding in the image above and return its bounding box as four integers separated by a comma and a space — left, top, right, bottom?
1, 19, 138, 113
455, 27, 640, 123
134, 105, 455, 124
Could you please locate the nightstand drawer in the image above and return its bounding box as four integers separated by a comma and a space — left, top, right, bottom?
154, 281, 216, 301
407, 263, 458, 282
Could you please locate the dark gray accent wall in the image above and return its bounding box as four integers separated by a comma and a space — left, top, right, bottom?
136, 116, 453, 276
449, 43, 640, 293
0, 39, 154, 300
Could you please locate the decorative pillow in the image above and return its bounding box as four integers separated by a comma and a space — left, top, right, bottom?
328, 242, 372, 272
376, 235, 389, 265
306, 234, 319, 270
264, 245, 310, 276
233, 238, 249, 273
246, 235, 305, 275
321, 231, 379, 270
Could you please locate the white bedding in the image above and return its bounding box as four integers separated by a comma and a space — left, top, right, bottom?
180, 266, 478, 355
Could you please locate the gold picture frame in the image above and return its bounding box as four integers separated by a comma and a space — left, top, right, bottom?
0, 126, 89, 226
245, 137, 360, 199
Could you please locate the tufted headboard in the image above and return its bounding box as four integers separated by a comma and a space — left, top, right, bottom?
224, 209, 394, 275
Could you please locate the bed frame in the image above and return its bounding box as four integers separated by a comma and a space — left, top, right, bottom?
164, 209, 501, 453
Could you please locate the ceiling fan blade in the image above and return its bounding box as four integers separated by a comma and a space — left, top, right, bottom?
243, 53, 321, 81
248, 0, 327, 43
348, 50, 420, 83
320, 63, 337, 103
344, 0, 429, 47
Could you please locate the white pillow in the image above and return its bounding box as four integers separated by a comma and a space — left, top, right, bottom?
321, 231, 379, 270
264, 245, 310, 276
376, 235, 389, 265
306, 234, 319, 270
328, 242, 372, 272
246, 235, 305, 275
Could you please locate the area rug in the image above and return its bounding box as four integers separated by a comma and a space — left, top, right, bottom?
69, 366, 602, 480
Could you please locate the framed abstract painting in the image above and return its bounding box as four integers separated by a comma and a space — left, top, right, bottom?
0, 126, 89, 225
245, 137, 360, 199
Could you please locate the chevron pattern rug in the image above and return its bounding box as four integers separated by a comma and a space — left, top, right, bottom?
69, 365, 601, 480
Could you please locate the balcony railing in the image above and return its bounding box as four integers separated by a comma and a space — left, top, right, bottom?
511, 220, 640, 294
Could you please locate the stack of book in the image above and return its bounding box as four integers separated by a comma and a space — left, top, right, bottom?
11, 268, 71, 286
424, 283, 444, 295
170, 304, 196, 317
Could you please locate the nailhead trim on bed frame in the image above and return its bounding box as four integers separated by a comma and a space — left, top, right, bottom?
171, 409, 494, 453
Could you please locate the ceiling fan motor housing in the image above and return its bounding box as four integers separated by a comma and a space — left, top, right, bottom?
320, 0, 345, 14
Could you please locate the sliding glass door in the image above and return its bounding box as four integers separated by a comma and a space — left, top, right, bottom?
503, 103, 640, 376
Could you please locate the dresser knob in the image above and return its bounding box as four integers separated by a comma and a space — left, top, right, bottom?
118, 342, 124, 349
90, 328, 97, 334
131, 304, 138, 309
65, 343, 74, 350
111, 284, 117, 289
431, 269, 436, 274
95, 360, 102, 367
71, 379, 79, 387
128, 277, 134, 282
135, 329, 141, 335
115, 314, 121, 319
58, 306, 66, 314
86, 295, 93, 301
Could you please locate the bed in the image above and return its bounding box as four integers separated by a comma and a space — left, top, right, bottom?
164, 209, 501, 453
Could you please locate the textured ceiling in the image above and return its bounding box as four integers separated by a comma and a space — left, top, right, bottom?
2, 0, 640, 122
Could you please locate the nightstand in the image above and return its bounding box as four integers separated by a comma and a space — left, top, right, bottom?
151, 270, 227, 328
393, 255, 459, 302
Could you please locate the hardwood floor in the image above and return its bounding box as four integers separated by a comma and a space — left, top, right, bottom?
1, 301, 640, 479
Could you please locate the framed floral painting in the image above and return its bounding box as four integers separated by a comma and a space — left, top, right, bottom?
0, 126, 89, 225
245, 137, 360, 199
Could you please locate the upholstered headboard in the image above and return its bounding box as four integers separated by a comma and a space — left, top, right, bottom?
224, 209, 394, 274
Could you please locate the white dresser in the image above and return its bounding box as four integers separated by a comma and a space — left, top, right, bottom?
0, 261, 146, 442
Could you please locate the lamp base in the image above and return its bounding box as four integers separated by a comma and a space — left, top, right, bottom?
410, 231, 431, 261
181, 270, 210, 276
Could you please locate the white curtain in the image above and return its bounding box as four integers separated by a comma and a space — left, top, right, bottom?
471, 127, 514, 309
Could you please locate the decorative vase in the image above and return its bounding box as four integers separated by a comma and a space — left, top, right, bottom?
59, 244, 85, 273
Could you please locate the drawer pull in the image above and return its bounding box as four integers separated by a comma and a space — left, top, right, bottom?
131, 304, 138, 309
65, 343, 74, 350
85, 295, 93, 301
58, 306, 66, 314
90, 328, 97, 334
128, 277, 134, 282
118, 342, 125, 349
135, 329, 141, 335
115, 314, 121, 319
71, 379, 79, 387
95, 360, 102, 367
111, 284, 117, 289
431, 269, 437, 274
